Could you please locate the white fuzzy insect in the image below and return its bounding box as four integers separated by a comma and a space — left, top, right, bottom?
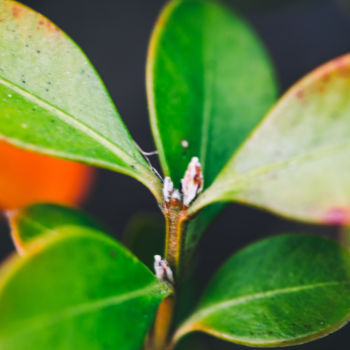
163, 176, 174, 203
154, 255, 174, 284
181, 156, 203, 207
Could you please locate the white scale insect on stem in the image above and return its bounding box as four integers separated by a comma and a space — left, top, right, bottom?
154, 255, 174, 284
181, 156, 203, 207
162, 156, 203, 209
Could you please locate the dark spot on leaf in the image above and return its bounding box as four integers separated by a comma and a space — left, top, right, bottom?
249, 332, 254, 336
110, 250, 117, 258
304, 324, 312, 330
295, 89, 304, 100
37, 50, 41, 54
45, 88, 49, 92
48, 81, 52, 85
51, 119, 55, 123
12, 5, 22, 18
131, 165, 135, 169
321, 71, 330, 82
22, 80, 26, 84
268, 331, 273, 335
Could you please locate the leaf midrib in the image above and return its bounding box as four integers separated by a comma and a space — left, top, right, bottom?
222, 139, 350, 191
186, 280, 348, 324
0, 74, 144, 172
191, 139, 350, 213
0, 282, 162, 342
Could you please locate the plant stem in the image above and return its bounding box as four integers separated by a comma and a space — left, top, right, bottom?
150, 295, 175, 350
146, 204, 188, 350
164, 205, 188, 275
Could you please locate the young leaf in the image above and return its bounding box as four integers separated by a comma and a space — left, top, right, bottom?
174, 234, 350, 347
147, 0, 277, 248
147, 0, 277, 185
8, 203, 101, 253
0, 140, 93, 210
0, 226, 171, 350
190, 54, 350, 224
0, 0, 161, 200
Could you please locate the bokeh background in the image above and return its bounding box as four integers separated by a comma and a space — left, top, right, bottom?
1, 0, 350, 349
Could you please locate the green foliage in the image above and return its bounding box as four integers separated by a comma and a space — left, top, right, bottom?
147, 0, 277, 252
8, 203, 101, 251
190, 55, 350, 225
0, 0, 349, 349
175, 234, 350, 346
0, 221, 171, 349
0, 0, 161, 200
147, 0, 277, 185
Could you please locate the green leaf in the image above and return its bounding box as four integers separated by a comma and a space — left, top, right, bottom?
8, 203, 101, 253
174, 234, 350, 347
190, 54, 350, 224
147, 0, 277, 248
0, 226, 171, 349
147, 0, 277, 185
0, 0, 161, 200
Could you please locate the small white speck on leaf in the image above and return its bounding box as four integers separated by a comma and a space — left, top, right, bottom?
181, 139, 189, 148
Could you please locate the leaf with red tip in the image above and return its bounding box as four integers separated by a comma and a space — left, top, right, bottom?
191, 54, 350, 224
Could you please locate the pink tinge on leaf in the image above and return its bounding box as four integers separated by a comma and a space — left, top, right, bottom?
181, 157, 203, 207
324, 208, 350, 225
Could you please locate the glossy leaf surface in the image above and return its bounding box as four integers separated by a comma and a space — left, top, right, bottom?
175, 234, 350, 347
0, 0, 161, 199
147, 0, 277, 250
8, 203, 101, 253
147, 0, 277, 184
0, 140, 93, 210
191, 54, 350, 224
0, 226, 171, 349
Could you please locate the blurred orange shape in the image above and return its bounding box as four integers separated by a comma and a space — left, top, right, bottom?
0, 140, 94, 210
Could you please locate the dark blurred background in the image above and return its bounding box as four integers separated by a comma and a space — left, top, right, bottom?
1, 0, 350, 349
